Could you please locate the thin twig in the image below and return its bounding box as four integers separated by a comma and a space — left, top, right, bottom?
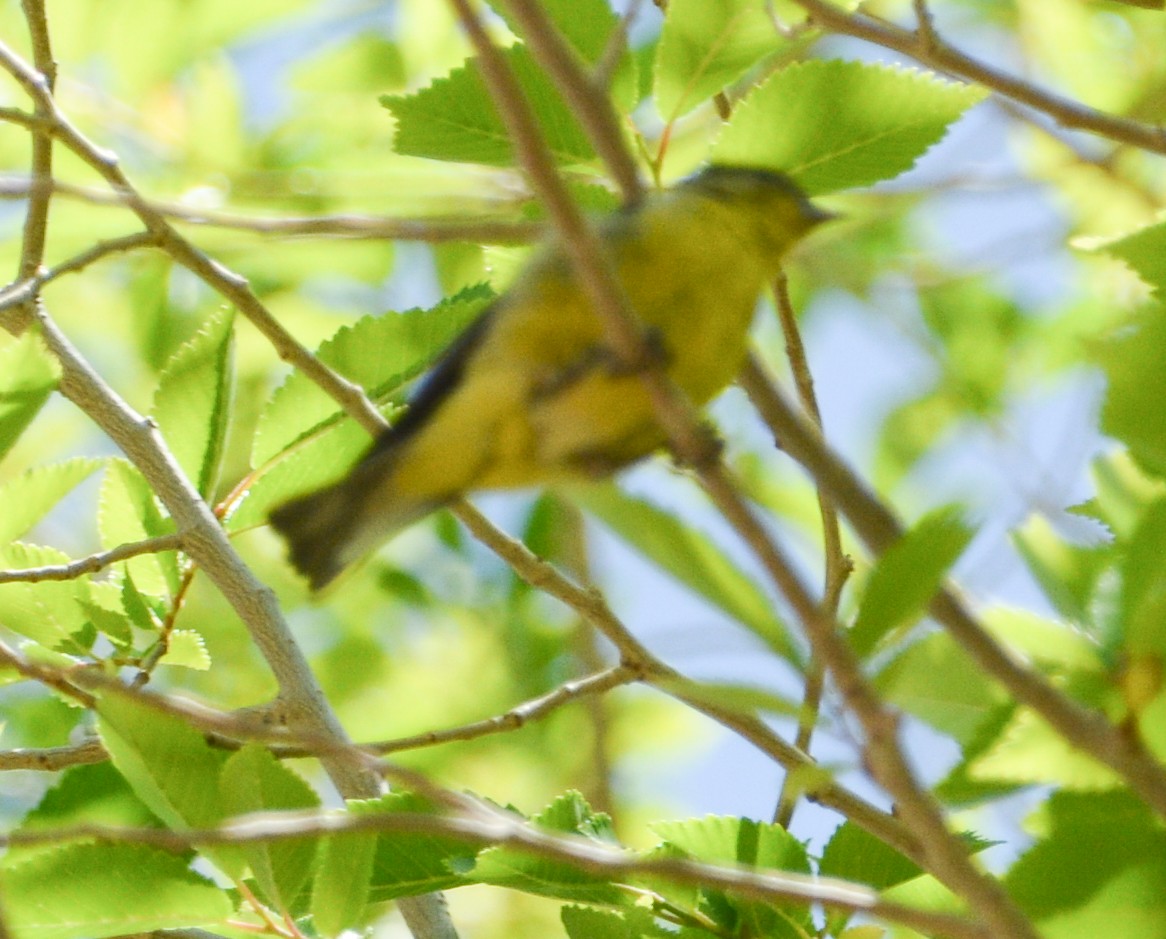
15, 0, 54, 291
692, 472, 1040, 939
594, 0, 643, 90
1, 620, 921, 915
911, 0, 938, 53
5, 0, 53, 507
411, 500, 920, 860
0, 636, 94, 707
441, 11, 1038, 933
0, 106, 43, 131
739, 354, 1166, 819
568, 537, 620, 816
0, 232, 158, 331
371, 665, 636, 755
0, 533, 181, 583
0, 175, 542, 243
499, 0, 643, 203
652, 674, 922, 863
0, 36, 386, 805
0, 641, 907, 865
0, 739, 107, 771
0, 40, 385, 437
0, 670, 629, 771
452, 501, 654, 668
770, 273, 852, 829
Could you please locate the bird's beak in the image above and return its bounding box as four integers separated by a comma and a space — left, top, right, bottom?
807, 204, 842, 226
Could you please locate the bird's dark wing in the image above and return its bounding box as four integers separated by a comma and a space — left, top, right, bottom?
364, 304, 498, 458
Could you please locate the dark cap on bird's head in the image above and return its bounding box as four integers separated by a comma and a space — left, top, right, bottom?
687, 164, 836, 222
685, 164, 837, 259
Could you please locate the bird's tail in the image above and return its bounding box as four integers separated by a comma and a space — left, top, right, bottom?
268, 479, 367, 590
269, 462, 436, 589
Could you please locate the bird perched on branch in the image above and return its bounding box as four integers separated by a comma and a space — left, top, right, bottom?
270, 165, 832, 587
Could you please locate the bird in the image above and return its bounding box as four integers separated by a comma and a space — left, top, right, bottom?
270, 165, 832, 588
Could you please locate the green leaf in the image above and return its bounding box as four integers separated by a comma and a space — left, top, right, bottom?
19, 760, 156, 829
874, 632, 1009, 743
382, 45, 594, 166
161, 629, 211, 670
8, 762, 163, 867
932, 703, 1025, 807
1088, 219, 1166, 296
713, 59, 988, 195
472, 792, 623, 904
151, 307, 235, 497
873, 394, 962, 491
84, 585, 134, 648
968, 706, 1121, 790
363, 792, 479, 901
97, 459, 179, 596
96, 694, 226, 832
651, 815, 808, 872
0, 543, 95, 651
46, 0, 316, 100
185, 58, 247, 172
530, 790, 616, 840
1095, 306, 1166, 477
1090, 450, 1166, 540
120, 569, 161, 633
836, 928, 889, 939
252, 286, 491, 465
981, 607, 1102, 673
655, 0, 783, 121
850, 506, 972, 658
1013, 513, 1111, 624
649, 816, 811, 937
1119, 497, 1166, 657
578, 484, 798, 664
2, 842, 232, 939
312, 821, 376, 938
1038, 861, 1166, 939
124, 255, 179, 371
562, 905, 664, 939
0, 330, 60, 461
1005, 791, 1166, 926
493, 0, 638, 112
919, 280, 1027, 418
229, 416, 370, 530
0, 457, 102, 543
220, 744, 320, 912
818, 821, 922, 936
819, 821, 922, 889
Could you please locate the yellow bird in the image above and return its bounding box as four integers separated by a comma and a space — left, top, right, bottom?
270, 165, 831, 587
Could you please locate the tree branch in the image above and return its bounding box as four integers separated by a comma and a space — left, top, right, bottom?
0, 809, 989, 939
442, 10, 1038, 934
499, 0, 643, 202
370, 665, 637, 755
0, 175, 542, 243
0, 534, 181, 583
0, 30, 390, 805
0, 739, 107, 772
440, 499, 922, 860
788, 0, 1166, 154
0, 636, 94, 708
15, 0, 54, 290
739, 353, 1166, 819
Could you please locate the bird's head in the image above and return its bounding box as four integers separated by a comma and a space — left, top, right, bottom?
686, 164, 835, 262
